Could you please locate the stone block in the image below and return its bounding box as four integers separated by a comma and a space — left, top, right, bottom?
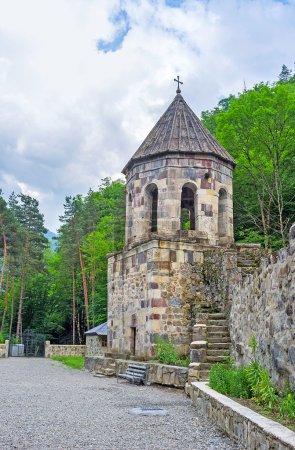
193, 324, 207, 341
190, 348, 207, 363
190, 340, 207, 349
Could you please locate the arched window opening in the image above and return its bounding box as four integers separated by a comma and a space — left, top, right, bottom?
151, 188, 158, 232
218, 189, 227, 237
146, 183, 158, 233
181, 186, 195, 230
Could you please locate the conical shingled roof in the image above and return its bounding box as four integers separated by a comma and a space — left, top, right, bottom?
123, 93, 235, 173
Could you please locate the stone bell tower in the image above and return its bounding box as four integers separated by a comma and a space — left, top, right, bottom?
107, 81, 235, 359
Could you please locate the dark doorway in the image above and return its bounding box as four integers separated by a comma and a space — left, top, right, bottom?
151, 188, 158, 232
130, 326, 136, 355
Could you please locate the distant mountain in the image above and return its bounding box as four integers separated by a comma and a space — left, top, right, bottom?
45, 231, 58, 251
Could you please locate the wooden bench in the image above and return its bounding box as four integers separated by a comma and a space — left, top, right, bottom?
117, 364, 149, 385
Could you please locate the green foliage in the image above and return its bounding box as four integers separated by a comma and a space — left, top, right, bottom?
177, 355, 190, 367
0, 332, 6, 343
279, 391, 295, 419
154, 336, 180, 365
209, 353, 295, 420
254, 367, 277, 410
209, 359, 251, 399
249, 336, 257, 357
202, 78, 295, 249
51, 356, 85, 369
0, 179, 126, 344
245, 360, 262, 393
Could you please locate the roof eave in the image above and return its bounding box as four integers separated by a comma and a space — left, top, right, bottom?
122, 150, 236, 175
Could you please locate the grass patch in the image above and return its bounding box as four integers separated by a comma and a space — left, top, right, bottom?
51, 356, 85, 369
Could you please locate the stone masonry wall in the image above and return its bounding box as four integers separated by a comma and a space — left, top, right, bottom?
230, 226, 295, 387
125, 154, 234, 248
108, 239, 211, 359
85, 356, 188, 388
45, 342, 86, 358
85, 335, 106, 357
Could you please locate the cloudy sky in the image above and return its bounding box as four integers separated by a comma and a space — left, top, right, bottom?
0, 0, 294, 231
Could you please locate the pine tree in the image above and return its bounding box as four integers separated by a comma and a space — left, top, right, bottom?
279, 64, 292, 82
9, 194, 47, 339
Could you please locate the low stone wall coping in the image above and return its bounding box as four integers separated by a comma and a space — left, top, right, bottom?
191, 382, 295, 449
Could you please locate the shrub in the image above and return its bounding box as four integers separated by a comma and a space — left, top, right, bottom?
246, 361, 277, 410
245, 360, 263, 396
209, 360, 251, 399
154, 336, 179, 365
279, 386, 295, 420
279, 393, 295, 419
209, 337, 295, 422
177, 355, 190, 367
256, 368, 277, 410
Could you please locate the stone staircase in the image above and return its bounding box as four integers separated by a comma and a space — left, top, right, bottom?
188, 312, 231, 383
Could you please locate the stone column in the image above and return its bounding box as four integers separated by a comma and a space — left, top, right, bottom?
45, 341, 50, 358
5, 340, 9, 358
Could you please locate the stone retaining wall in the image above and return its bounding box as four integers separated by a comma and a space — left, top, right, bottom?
45, 341, 86, 358
0, 340, 9, 358
85, 356, 188, 388
230, 226, 295, 387
189, 382, 295, 450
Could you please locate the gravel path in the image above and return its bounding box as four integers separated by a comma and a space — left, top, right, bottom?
0, 358, 240, 450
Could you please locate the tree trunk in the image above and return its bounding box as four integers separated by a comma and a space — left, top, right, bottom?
0, 268, 9, 332
16, 262, 26, 339
0, 231, 7, 293
78, 244, 89, 329
77, 311, 82, 345
72, 268, 76, 345
9, 277, 14, 339
91, 262, 95, 327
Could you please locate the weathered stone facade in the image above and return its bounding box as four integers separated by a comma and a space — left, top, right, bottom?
124, 154, 234, 248
108, 240, 207, 357
230, 226, 295, 387
85, 335, 106, 357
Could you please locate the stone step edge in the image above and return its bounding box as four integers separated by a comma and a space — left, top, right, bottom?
207, 337, 231, 343
207, 313, 227, 319
207, 342, 230, 348
207, 350, 230, 356
206, 356, 229, 362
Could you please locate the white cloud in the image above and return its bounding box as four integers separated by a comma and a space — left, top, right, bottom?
0, 0, 294, 230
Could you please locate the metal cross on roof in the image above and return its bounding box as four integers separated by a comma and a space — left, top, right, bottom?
174, 75, 183, 93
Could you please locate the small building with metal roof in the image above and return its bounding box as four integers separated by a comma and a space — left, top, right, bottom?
84, 322, 107, 357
